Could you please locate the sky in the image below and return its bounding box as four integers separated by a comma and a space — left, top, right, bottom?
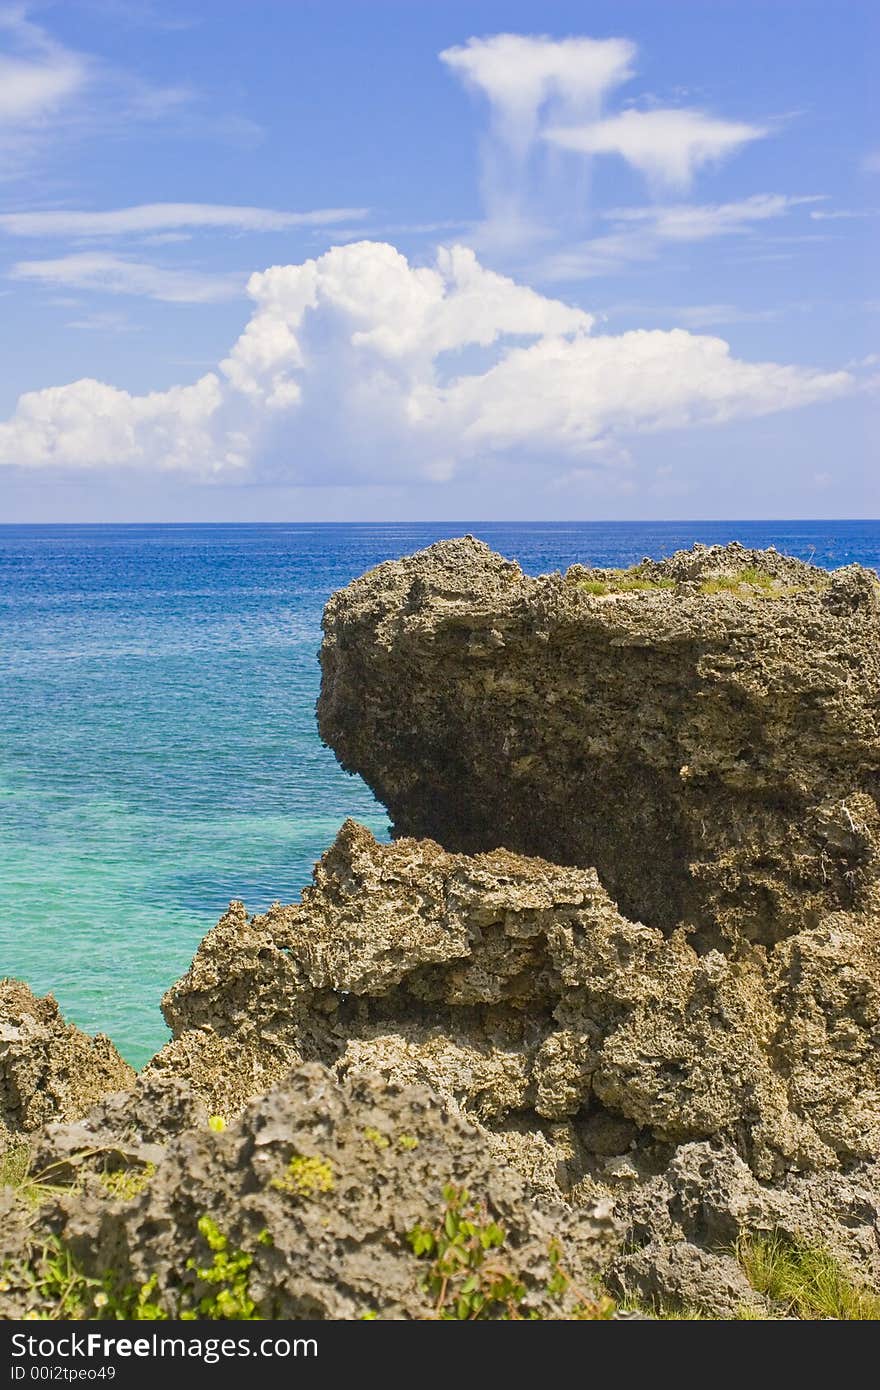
0, 0, 876, 522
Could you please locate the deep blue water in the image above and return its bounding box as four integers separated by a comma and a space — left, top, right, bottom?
1, 520, 877, 1067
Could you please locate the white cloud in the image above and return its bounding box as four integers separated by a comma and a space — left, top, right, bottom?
441, 34, 635, 249
0, 7, 88, 122
0, 202, 370, 238
609, 193, 822, 240
440, 34, 635, 148
0, 373, 230, 472
535, 195, 820, 280
809, 208, 874, 221
0, 47, 85, 122
546, 108, 766, 188
66, 309, 141, 332
603, 302, 782, 329
0, 7, 260, 178
11, 252, 245, 303
0, 241, 854, 480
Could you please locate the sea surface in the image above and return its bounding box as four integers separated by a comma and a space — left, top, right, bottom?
1, 520, 878, 1067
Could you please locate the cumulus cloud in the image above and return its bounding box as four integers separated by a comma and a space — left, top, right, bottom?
11, 252, 245, 303
0, 241, 854, 481
440, 34, 635, 248
546, 108, 766, 189
0, 202, 369, 238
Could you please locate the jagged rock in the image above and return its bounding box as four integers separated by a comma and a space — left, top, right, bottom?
147, 822, 880, 1187
28, 1074, 209, 1186
0, 980, 135, 1145
2, 1065, 617, 1320
609, 1141, 880, 1307
318, 538, 880, 945
608, 1241, 764, 1319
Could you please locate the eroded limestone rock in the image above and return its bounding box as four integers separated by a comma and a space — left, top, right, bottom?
2, 1065, 616, 1320
0, 980, 135, 1145
318, 538, 880, 946
148, 822, 880, 1187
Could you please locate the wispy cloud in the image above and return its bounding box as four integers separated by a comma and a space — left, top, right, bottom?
609, 193, 824, 240
809, 207, 875, 221
66, 308, 141, 331
0, 6, 261, 178
602, 302, 784, 329
546, 108, 766, 189
536, 194, 822, 280
11, 252, 245, 303
0, 6, 90, 171
0, 202, 370, 238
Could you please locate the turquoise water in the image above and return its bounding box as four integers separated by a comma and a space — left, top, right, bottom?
1, 521, 878, 1067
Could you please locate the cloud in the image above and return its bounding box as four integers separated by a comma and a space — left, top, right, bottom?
546, 108, 766, 188
0, 202, 370, 238
809, 208, 874, 221
11, 252, 245, 302
536, 194, 821, 279
609, 193, 823, 240
602, 302, 783, 329
0, 7, 259, 177
0, 6, 90, 169
66, 309, 141, 332
0, 241, 854, 480
0, 6, 88, 118
440, 34, 635, 249
440, 34, 636, 145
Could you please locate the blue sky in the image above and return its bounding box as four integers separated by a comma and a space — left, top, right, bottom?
0, 0, 876, 521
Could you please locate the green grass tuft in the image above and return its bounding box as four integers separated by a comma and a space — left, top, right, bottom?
737, 1232, 880, 1320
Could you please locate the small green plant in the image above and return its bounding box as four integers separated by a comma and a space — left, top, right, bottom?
99, 1163, 156, 1201
9, 1216, 267, 1321
270, 1153, 334, 1198
207, 1115, 227, 1133
397, 1134, 419, 1151
0, 1147, 76, 1210
364, 1127, 390, 1149
182, 1216, 258, 1320
575, 568, 676, 597
700, 567, 787, 597
737, 1232, 880, 1320
20, 1237, 102, 1320
408, 1186, 613, 1320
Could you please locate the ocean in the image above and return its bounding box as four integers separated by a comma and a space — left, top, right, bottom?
1, 520, 878, 1068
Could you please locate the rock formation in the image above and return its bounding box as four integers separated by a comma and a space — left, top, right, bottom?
145, 815, 880, 1310
3, 538, 879, 1318
318, 537, 880, 945
3, 1066, 616, 1320
0, 979, 135, 1144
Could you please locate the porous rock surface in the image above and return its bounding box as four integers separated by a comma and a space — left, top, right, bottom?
4, 537, 879, 1317
0, 979, 135, 1143
318, 537, 880, 944
3, 1065, 617, 1320
149, 821, 880, 1182
145, 816, 879, 1309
